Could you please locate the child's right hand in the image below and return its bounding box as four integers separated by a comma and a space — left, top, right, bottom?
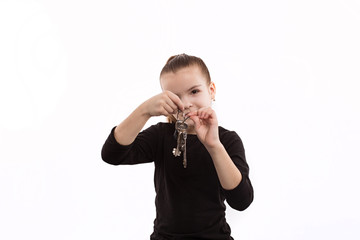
143, 90, 184, 117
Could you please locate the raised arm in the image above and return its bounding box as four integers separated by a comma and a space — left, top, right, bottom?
114, 90, 184, 145
188, 107, 253, 210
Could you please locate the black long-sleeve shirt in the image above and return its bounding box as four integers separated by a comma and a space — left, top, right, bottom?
101, 122, 253, 240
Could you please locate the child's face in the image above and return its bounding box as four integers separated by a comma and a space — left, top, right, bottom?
160, 65, 215, 126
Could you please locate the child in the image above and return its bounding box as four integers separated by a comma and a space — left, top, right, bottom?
101, 54, 253, 240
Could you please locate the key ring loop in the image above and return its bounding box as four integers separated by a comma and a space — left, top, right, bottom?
176, 109, 190, 123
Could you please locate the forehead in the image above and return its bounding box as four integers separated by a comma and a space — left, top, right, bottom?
160, 65, 207, 91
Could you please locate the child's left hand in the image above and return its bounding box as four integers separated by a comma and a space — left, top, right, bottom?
187, 107, 221, 149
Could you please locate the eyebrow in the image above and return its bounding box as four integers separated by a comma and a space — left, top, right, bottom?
187, 84, 202, 92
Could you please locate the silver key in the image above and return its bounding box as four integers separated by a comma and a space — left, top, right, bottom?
173, 111, 189, 168
173, 120, 187, 156
182, 131, 187, 168
172, 129, 182, 157
175, 120, 188, 131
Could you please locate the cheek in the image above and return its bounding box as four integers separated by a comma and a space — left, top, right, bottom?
196, 95, 212, 107
187, 92, 212, 110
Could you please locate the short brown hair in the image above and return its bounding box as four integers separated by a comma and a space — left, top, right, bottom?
160, 53, 211, 85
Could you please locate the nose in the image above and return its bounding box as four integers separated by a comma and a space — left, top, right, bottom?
181, 98, 193, 113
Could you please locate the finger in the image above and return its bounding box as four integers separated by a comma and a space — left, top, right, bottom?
186, 110, 198, 117
201, 111, 208, 119
199, 108, 214, 119
166, 91, 185, 111
195, 107, 206, 117
189, 115, 200, 127
196, 108, 207, 119
156, 106, 170, 116
164, 97, 179, 114
162, 103, 177, 115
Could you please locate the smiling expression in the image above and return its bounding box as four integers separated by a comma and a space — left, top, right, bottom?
160, 65, 216, 128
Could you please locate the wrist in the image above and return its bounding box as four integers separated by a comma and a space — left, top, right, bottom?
205, 140, 223, 154
138, 101, 152, 119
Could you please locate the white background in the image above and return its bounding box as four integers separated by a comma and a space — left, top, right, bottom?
1, 0, 360, 239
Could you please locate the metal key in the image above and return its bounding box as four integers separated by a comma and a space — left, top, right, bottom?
172, 129, 182, 157
182, 131, 187, 168
173, 120, 187, 156
172, 111, 189, 168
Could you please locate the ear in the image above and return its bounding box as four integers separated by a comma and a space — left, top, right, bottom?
209, 81, 216, 100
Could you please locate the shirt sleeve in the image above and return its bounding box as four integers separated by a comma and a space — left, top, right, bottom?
101, 124, 160, 165
220, 131, 254, 211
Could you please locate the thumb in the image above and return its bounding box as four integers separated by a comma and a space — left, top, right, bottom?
190, 115, 200, 128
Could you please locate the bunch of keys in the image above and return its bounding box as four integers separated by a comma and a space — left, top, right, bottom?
172, 110, 190, 168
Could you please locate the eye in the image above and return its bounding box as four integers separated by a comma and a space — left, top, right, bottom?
191, 89, 199, 95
